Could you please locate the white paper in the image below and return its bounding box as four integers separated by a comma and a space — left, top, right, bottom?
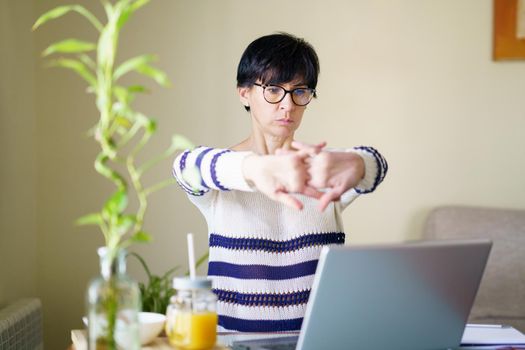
461, 324, 525, 345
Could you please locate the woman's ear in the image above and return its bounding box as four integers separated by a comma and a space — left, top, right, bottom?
237, 86, 250, 108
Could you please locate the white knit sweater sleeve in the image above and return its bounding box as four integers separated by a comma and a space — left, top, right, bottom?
334, 146, 388, 210
172, 146, 255, 196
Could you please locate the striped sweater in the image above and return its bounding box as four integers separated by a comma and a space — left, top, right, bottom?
172, 146, 387, 332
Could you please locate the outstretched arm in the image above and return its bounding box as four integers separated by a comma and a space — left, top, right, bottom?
173, 146, 322, 210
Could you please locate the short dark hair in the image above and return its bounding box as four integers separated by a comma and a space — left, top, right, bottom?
237, 32, 320, 111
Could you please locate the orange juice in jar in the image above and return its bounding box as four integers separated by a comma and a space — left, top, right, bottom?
166, 277, 217, 349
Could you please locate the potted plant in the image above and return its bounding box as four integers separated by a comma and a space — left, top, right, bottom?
33, 1, 193, 348
129, 251, 209, 315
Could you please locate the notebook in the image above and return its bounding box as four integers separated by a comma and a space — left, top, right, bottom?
232, 239, 492, 350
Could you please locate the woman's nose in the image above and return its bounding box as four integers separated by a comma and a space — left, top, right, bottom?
279, 92, 294, 111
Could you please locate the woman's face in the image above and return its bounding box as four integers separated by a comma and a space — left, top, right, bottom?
238, 80, 310, 139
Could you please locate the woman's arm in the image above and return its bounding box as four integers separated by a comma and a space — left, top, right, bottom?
172, 146, 322, 210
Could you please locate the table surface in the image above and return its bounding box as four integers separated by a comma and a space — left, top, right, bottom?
71, 329, 299, 350
71, 329, 525, 350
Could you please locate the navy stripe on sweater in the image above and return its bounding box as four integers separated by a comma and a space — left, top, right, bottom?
195, 147, 214, 188
209, 232, 345, 253
219, 315, 303, 332
208, 260, 319, 280
353, 146, 388, 194
214, 288, 311, 307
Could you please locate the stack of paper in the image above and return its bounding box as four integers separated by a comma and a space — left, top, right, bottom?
460, 324, 525, 349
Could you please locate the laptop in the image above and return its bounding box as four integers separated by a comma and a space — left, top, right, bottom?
232, 239, 492, 350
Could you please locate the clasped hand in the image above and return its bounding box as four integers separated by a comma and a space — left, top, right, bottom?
243, 141, 365, 212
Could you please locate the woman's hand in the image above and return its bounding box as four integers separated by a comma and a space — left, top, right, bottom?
292, 141, 365, 212
242, 153, 323, 210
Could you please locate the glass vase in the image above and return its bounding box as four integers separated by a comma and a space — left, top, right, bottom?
86, 247, 140, 350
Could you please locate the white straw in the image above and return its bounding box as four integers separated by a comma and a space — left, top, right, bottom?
187, 233, 196, 279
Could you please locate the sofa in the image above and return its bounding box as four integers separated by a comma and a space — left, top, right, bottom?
423, 205, 525, 332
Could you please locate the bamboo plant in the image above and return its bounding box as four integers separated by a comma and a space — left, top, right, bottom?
33, 1, 194, 348
33, 0, 192, 259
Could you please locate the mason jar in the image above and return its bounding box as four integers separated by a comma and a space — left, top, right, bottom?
165, 277, 218, 349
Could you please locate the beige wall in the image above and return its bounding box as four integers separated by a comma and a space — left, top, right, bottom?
1, 0, 523, 348
0, 0, 38, 307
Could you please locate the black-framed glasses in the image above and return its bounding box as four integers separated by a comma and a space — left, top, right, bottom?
253, 83, 316, 106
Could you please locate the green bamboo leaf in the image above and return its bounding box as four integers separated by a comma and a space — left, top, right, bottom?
76, 213, 102, 226
33, 6, 71, 30
128, 85, 148, 93
146, 118, 157, 133
130, 0, 151, 13
114, 54, 156, 81
69, 5, 102, 32
69, 5, 103, 32
130, 231, 152, 243
47, 58, 96, 87
135, 63, 171, 87
113, 85, 148, 107
42, 39, 96, 57
116, 11, 131, 31
171, 134, 194, 151
115, 116, 132, 128
104, 190, 128, 215
116, 0, 151, 30
33, 5, 103, 31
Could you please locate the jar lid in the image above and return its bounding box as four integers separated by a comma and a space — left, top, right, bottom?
173, 276, 212, 290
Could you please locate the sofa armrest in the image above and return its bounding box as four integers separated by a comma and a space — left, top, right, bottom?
0, 298, 43, 350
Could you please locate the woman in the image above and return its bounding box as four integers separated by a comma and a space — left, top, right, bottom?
173, 32, 388, 332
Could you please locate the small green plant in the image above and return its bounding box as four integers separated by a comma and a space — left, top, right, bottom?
129, 252, 209, 314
